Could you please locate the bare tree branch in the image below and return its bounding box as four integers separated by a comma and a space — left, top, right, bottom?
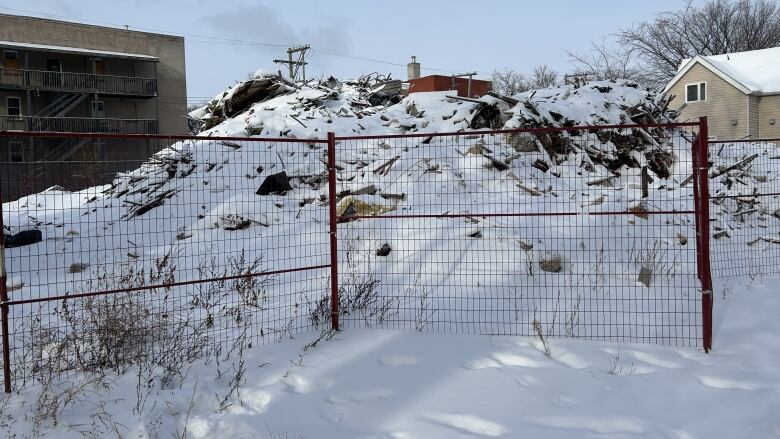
619, 0, 780, 84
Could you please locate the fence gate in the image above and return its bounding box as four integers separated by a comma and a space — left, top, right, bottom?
330, 122, 712, 349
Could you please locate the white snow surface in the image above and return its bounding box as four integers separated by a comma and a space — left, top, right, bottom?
1, 279, 778, 438
2, 78, 778, 437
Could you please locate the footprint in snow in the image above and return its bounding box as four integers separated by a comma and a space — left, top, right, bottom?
283, 374, 332, 394
515, 375, 541, 387
629, 350, 683, 369
378, 355, 419, 366
224, 388, 272, 414
492, 352, 548, 368
549, 347, 589, 370
551, 395, 579, 408
325, 389, 394, 405
525, 415, 647, 434
462, 358, 503, 370
424, 413, 509, 437
698, 375, 768, 390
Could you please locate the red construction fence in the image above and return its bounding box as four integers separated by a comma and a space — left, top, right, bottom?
0, 120, 716, 392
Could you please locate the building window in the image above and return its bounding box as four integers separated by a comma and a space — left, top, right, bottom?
686, 82, 707, 102
6, 97, 21, 117
46, 58, 62, 72
91, 100, 105, 118
3, 50, 19, 69
91, 58, 104, 75
9, 142, 25, 163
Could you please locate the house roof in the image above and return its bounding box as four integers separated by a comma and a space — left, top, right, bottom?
664, 47, 780, 96
0, 40, 159, 62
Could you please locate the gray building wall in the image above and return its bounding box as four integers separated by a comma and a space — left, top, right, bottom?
0, 13, 187, 134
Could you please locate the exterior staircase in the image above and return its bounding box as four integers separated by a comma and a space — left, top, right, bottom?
37, 93, 88, 118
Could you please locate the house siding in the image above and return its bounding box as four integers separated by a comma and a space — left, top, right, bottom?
667, 63, 748, 140
748, 95, 760, 138
758, 95, 780, 139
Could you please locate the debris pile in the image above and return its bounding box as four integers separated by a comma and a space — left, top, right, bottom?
708, 141, 780, 246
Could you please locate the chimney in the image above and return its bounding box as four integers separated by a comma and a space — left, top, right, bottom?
407, 56, 421, 80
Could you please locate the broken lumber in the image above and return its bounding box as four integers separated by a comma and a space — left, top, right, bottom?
710, 154, 759, 179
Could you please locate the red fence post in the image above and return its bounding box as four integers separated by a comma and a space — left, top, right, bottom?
0, 180, 11, 392
697, 117, 714, 352
327, 132, 340, 331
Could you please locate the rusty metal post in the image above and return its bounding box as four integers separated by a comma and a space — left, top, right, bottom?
698, 117, 713, 352
0, 180, 11, 392
691, 135, 703, 286
327, 132, 340, 331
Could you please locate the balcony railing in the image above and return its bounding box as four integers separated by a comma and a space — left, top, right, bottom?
0, 116, 159, 134
0, 68, 157, 97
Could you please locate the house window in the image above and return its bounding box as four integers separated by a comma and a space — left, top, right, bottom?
686, 82, 707, 102
6, 97, 21, 116
3, 50, 19, 69
9, 141, 25, 163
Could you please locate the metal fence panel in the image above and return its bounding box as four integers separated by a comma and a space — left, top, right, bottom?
332, 124, 705, 347
708, 138, 780, 278
0, 123, 715, 392
0, 133, 331, 388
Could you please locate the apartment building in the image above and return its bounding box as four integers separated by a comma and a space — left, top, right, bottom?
0, 14, 188, 200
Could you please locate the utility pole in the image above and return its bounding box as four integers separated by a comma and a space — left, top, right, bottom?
273, 45, 310, 82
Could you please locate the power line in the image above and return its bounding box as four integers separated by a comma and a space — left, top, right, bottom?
0, 5, 472, 75
0, 6, 292, 48
310, 48, 465, 73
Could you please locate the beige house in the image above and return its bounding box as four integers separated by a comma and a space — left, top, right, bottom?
664, 47, 780, 140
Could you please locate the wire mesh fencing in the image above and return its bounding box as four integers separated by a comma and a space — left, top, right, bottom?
1, 122, 716, 392
708, 139, 780, 278
331, 123, 707, 348
0, 133, 331, 389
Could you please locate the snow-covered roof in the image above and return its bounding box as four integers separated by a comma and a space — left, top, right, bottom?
664, 47, 780, 95
0, 40, 158, 62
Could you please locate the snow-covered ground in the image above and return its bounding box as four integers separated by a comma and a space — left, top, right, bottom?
1, 277, 777, 438
2, 76, 778, 437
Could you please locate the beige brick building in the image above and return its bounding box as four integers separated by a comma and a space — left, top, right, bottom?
664, 47, 780, 140
0, 14, 188, 200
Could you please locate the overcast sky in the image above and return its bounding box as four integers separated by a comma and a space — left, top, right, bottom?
2, 0, 705, 105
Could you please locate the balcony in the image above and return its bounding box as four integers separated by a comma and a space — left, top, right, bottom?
0, 68, 157, 97
0, 116, 159, 134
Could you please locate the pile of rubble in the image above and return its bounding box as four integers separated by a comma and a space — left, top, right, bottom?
91, 77, 690, 225
190, 72, 405, 133
190, 75, 682, 174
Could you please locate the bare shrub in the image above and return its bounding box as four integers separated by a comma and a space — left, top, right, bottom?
228, 250, 268, 308
31, 371, 126, 438
404, 272, 434, 332
532, 317, 551, 358
59, 293, 161, 374
607, 347, 636, 376
628, 239, 681, 282
335, 232, 398, 327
